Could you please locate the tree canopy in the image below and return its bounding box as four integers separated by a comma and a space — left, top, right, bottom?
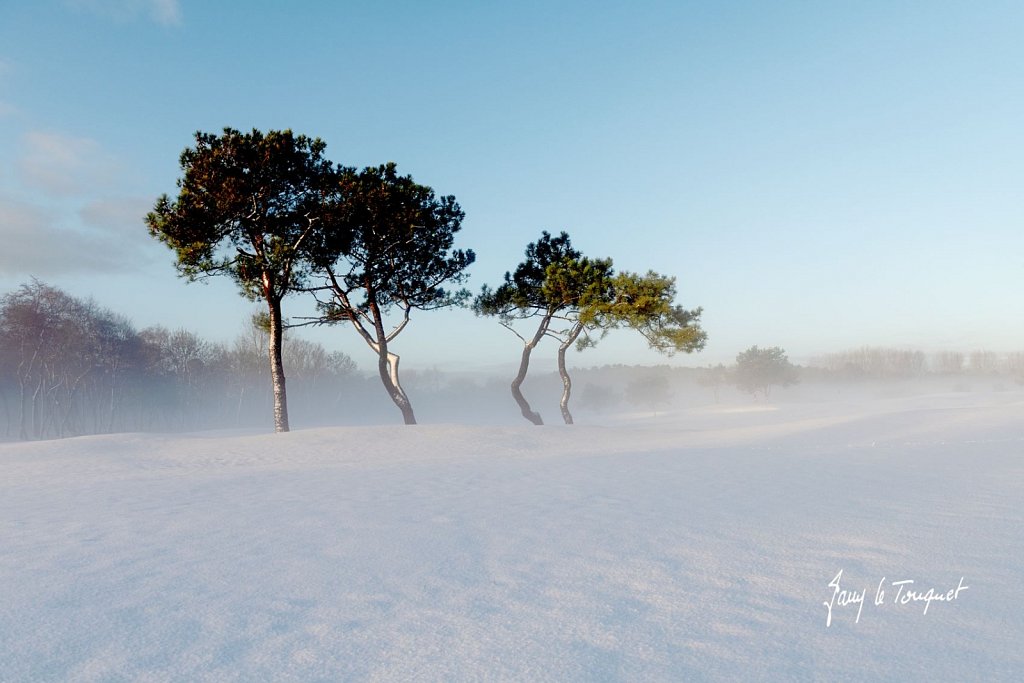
556, 269, 705, 422
146, 128, 343, 432
476, 231, 706, 424
303, 162, 475, 424
733, 345, 799, 399
474, 231, 590, 424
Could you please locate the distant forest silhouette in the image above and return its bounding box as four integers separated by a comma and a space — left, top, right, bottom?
2, 280, 1021, 441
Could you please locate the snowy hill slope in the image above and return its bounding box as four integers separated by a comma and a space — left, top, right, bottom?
2, 392, 1023, 681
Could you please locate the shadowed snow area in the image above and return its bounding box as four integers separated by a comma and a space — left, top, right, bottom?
2, 391, 1023, 681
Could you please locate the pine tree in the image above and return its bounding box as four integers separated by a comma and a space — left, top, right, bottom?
146, 128, 343, 432
477, 232, 706, 424
302, 163, 473, 425
556, 269, 705, 423
474, 231, 583, 425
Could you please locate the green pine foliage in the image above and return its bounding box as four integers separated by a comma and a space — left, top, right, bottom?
146, 128, 341, 300
146, 128, 344, 432
303, 162, 475, 425
476, 230, 706, 424
309, 162, 474, 317
474, 231, 584, 320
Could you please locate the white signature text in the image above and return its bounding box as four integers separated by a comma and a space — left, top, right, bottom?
824, 570, 968, 627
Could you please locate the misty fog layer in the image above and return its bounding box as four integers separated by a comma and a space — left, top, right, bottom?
3, 280, 1023, 440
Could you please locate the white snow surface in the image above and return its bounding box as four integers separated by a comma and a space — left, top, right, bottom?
2, 390, 1023, 681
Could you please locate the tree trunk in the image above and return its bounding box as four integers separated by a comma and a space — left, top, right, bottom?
557, 323, 584, 425
59, 371, 89, 437
0, 386, 10, 438
364, 289, 416, 425
511, 314, 551, 426
31, 375, 44, 440
107, 355, 124, 434
236, 385, 246, 426
18, 380, 28, 441
377, 346, 416, 425
267, 297, 290, 432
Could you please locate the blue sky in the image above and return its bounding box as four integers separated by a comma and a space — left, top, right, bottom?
1, 0, 1021, 371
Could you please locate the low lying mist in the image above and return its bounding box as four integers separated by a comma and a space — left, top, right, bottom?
3, 281, 1022, 440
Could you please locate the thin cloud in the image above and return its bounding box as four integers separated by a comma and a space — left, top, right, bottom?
4, 131, 159, 275
79, 197, 153, 237
149, 0, 181, 25
18, 130, 120, 197
0, 197, 159, 276
66, 0, 182, 26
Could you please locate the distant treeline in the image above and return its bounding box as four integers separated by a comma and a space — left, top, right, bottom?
807, 347, 1024, 379
0, 281, 362, 440
2, 280, 1022, 440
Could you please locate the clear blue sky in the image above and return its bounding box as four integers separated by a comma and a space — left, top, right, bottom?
1, 0, 1021, 371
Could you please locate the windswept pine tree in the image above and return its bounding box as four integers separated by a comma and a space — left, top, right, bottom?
556, 270, 706, 423
477, 231, 706, 424
301, 163, 474, 425
146, 128, 343, 432
540, 256, 615, 424
474, 231, 585, 425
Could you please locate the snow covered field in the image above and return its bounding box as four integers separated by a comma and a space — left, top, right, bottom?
2, 389, 1022, 681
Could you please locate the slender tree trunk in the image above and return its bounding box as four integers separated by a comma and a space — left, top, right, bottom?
57, 370, 89, 437
108, 378, 118, 433
511, 314, 551, 426
0, 386, 10, 438
31, 375, 44, 440
557, 323, 585, 425
17, 351, 37, 441
366, 292, 416, 425
236, 385, 246, 426
267, 296, 290, 432
376, 345, 416, 424
18, 379, 28, 441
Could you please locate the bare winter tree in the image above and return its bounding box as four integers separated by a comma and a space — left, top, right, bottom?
811, 347, 926, 379
0, 281, 140, 439
0, 281, 361, 438
969, 350, 999, 375
933, 351, 965, 375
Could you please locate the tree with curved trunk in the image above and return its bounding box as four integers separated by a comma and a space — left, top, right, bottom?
541, 257, 615, 424
473, 231, 600, 425
147, 128, 342, 432
478, 230, 706, 425
302, 163, 474, 425
555, 270, 707, 423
